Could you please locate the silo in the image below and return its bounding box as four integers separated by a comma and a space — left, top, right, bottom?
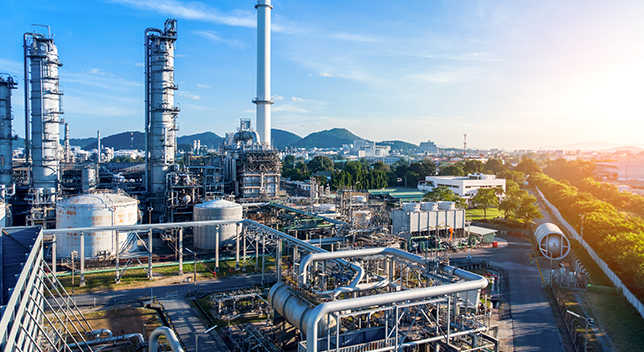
534, 223, 570, 260
193, 199, 243, 249
56, 193, 139, 257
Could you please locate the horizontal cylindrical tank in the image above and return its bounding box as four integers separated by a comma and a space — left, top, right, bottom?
56, 193, 139, 258
534, 223, 570, 260
438, 201, 455, 210
420, 202, 438, 211
193, 199, 243, 249
402, 203, 419, 212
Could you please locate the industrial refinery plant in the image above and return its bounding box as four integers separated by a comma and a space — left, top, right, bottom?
0, 1, 582, 352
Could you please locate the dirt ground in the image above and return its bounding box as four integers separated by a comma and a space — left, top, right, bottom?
66, 307, 162, 340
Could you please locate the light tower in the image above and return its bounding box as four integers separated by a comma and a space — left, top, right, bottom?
253, 0, 274, 146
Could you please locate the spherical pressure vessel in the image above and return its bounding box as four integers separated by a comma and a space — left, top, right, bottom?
534, 223, 570, 260
193, 199, 243, 249
56, 193, 139, 258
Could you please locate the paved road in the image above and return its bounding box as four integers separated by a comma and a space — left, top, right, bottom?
452, 235, 565, 352
65, 274, 264, 352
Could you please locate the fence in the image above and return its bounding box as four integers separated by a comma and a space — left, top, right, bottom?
535, 187, 644, 320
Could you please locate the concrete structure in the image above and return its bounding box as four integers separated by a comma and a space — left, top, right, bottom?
193, 199, 243, 249
253, 0, 273, 145
392, 205, 466, 238
55, 192, 139, 257
418, 173, 506, 198
0, 74, 17, 189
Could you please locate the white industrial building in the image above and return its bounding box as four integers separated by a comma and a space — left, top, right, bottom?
418, 173, 506, 198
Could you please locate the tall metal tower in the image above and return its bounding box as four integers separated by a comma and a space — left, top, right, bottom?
253, 0, 274, 146
24, 28, 63, 192
0, 74, 17, 189
145, 19, 179, 219
463, 133, 467, 155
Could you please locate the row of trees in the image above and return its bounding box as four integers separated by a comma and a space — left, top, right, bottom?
532, 171, 644, 298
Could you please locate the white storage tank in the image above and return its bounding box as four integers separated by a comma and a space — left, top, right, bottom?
56, 193, 139, 258
420, 202, 438, 211
534, 223, 570, 260
402, 203, 420, 212
193, 199, 243, 249
438, 201, 455, 210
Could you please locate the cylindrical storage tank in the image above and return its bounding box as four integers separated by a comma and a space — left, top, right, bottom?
402, 203, 419, 212
193, 199, 243, 250
438, 201, 455, 210
534, 223, 570, 260
420, 202, 438, 211
82, 165, 97, 193
56, 193, 139, 258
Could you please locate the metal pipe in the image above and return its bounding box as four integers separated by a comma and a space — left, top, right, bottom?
305, 265, 488, 352
67, 332, 143, 349
148, 326, 183, 352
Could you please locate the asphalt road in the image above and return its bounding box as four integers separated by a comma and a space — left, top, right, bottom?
452, 235, 565, 352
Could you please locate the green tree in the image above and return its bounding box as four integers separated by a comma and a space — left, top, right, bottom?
307, 155, 334, 173
485, 158, 507, 175
471, 188, 499, 220
515, 157, 541, 176
464, 160, 485, 174
439, 163, 465, 176
423, 186, 466, 208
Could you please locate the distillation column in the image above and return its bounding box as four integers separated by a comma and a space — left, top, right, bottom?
0, 74, 17, 188
145, 19, 179, 220
25, 32, 63, 192
253, 0, 274, 146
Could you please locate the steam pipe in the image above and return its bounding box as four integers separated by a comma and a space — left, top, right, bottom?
305, 265, 488, 352
148, 326, 183, 352
299, 247, 430, 288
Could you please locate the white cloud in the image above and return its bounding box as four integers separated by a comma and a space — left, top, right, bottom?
193, 31, 245, 48
273, 105, 308, 113
318, 72, 333, 77
273, 95, 285, 101
179, 93, 201, 100
135, 63, 144, 67
197, 84, 211, 89
291, 97, 303, 102
330, 33, 377, 43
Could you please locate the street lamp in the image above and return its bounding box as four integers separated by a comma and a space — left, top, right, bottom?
196, 325, 217, 352
185, 248, 197, 286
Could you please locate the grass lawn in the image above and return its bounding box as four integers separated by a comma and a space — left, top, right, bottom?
466, 207, 503, 221
53, 259, 266, 295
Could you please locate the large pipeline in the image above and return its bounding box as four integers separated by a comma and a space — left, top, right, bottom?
534, 223, 570, 260
149, 326, 184, 352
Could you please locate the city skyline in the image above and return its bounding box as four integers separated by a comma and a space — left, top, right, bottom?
1, 0, 643, 150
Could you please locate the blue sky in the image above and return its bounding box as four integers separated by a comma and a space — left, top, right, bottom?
1, 0, 643, 150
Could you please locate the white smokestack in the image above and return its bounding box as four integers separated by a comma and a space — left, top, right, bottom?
253, 0, 273, 146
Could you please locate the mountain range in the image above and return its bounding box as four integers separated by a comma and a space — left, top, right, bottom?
63, 127, 420, 152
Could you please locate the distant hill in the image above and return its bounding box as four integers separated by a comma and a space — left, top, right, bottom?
69, 137, 97, 149
272, 129, 302, 149
377, 140, 417, 153
293, 128, 363, 149
83, 131, 144, 150
177, 132, 223, 149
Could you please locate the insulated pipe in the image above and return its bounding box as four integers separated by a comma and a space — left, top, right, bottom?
66, 333, 143, 349
299, 247, 429, 288
148, 326, 183, 352
305, 266, 488, 352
